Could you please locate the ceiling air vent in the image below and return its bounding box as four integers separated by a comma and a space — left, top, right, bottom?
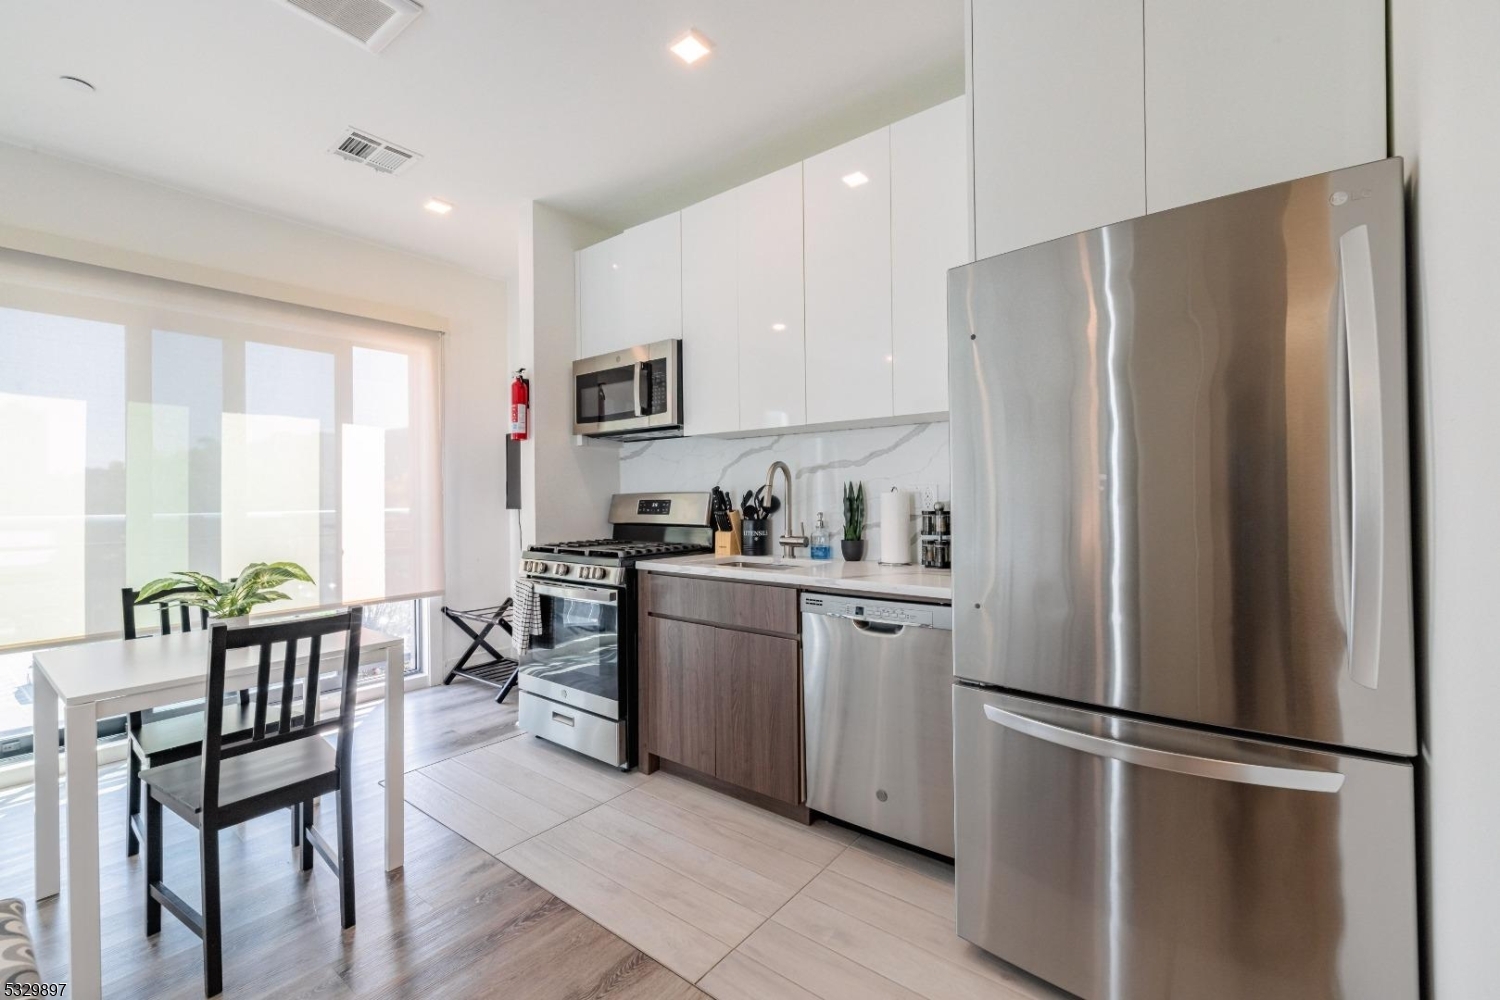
329, 127, 422, 175
280, 0, 424, 53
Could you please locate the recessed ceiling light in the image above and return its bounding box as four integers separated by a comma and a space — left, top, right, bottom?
58, 75, 96, 93
424, 198, 453, 215
842, 171, 870, 188
771, 322, 787, 332
670, 29, 713, 65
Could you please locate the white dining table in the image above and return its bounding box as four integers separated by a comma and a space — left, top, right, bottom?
30, 626, 406, 1000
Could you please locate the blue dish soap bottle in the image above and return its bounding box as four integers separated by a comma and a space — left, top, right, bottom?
810, 512, 833, 560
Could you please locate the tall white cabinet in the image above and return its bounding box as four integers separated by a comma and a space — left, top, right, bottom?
737, 164, 806, 431
891, 98, 970, 416
970, 0, 1147, 260
804, 128, 894, 425
969, 0, 1387, 258
1143, 0, 1387, 211
681, 190, 740, 437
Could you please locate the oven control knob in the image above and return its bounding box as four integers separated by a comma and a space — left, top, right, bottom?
554, 563, 571, 577
584, 567, 600, 580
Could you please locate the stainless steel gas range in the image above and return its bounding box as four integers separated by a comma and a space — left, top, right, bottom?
516, 492, 712, 769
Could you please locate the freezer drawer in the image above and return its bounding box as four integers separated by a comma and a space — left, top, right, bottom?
953, 686, 1417, 1000
803, 594, 955, 856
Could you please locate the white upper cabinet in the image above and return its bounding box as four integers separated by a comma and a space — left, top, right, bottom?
576, 214, 681, 358
577, 234, 626, 359
891, 97, 970, 416
970, 0, 1147, 260
1143, 0, 1387, 212
737, 164, 806, 431
803, 128, 894, 425
682, 190, 740, 437
620, 212, 682, 346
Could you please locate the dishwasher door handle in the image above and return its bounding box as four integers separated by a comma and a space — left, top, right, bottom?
851, 619, 907, 637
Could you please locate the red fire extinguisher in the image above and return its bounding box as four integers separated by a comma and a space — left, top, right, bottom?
509, 369, 530, 441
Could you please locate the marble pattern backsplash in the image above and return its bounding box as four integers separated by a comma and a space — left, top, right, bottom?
619, 421, 950, 563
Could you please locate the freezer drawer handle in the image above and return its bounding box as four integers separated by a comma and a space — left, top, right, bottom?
983, 705, 1345, 794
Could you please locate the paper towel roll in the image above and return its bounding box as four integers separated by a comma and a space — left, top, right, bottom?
878, 489, 911, 565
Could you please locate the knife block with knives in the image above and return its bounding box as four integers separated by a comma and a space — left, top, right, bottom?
711, 486, 742, 556
715, 511, 742, 556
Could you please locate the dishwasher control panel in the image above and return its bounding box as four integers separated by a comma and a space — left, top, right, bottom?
801, 593, 953, 630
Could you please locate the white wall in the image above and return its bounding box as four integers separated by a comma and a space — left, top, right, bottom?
0, 142, 510, 668
512, 201, 619, 550
1390, 2, 1500, 996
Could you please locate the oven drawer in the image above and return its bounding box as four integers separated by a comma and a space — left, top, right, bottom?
518, 691, 627, 768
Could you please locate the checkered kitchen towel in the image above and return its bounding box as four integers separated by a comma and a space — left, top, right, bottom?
511, 578, 544, 655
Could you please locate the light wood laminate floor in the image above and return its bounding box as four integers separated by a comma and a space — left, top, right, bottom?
0, 682, 704, 999
403, 708, 1073, 999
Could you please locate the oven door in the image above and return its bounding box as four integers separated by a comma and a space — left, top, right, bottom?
572, 339, 681, 437
517, 581, 622, 718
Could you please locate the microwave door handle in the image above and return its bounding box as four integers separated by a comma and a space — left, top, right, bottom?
982, 705, 1346, 794
1340, 223, 1385, 690
637, 361, 651, 416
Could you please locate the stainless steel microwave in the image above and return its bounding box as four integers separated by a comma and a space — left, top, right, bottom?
572, 339, 683, 439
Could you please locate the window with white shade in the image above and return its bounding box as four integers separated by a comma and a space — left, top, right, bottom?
0, 248, 445, 654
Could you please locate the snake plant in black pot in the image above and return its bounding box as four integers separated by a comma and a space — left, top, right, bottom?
841, 482, 866, 562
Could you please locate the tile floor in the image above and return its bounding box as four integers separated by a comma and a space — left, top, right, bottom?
405, 733, 1070, 1000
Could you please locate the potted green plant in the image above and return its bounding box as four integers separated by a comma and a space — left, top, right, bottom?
135, 561, 315, 626
841, 482, 866, 562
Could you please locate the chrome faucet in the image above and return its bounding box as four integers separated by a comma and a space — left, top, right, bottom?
765, 461, 808, 559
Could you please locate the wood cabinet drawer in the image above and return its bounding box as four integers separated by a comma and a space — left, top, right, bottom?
643, 572, 797, 634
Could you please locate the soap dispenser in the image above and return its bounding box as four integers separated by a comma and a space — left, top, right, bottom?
810, 512, 833, 560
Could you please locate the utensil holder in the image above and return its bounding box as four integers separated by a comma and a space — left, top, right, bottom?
742, 518, 770, 556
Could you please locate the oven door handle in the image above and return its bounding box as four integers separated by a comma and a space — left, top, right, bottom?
531, 581, 618, 605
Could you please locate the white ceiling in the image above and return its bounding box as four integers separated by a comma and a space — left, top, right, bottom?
0, 1, 964, 279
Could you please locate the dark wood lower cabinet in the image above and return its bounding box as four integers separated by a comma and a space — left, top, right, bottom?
713, 629, 801, 804
639, 577, 803, 809
643, 616, 718, 776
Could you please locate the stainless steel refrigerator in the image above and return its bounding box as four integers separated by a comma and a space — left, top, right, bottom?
948, 158, 1418, 1000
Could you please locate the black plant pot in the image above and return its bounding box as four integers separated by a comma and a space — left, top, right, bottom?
841, 539, 866, 562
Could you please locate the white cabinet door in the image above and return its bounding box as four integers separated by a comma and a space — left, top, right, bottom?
803, 128, 894, 425
737, 164, 806, 431
1144, 0, 1386, 212
970, 0, 1146, 259
891, 97, 970, 416
621, 212, 682, 346
682, 190, 739, 436
576, 235, 626, 359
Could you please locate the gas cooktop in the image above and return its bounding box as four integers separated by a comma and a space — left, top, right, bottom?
519, 492, 714, 587
528, 539, 708, 560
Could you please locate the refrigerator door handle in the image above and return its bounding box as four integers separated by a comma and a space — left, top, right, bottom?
982, 704, 1346, 793
1340, 224, 1385, 690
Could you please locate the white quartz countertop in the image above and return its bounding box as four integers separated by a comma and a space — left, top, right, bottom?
640, 554, 952, 602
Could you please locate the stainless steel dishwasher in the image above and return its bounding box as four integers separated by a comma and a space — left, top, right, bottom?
802, 592, 954, 856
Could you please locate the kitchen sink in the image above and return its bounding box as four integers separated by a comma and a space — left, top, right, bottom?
717, 561, 798, 570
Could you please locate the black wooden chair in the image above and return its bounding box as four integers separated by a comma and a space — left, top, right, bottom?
141, 608, 363, 998
120, 587, 302, 858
